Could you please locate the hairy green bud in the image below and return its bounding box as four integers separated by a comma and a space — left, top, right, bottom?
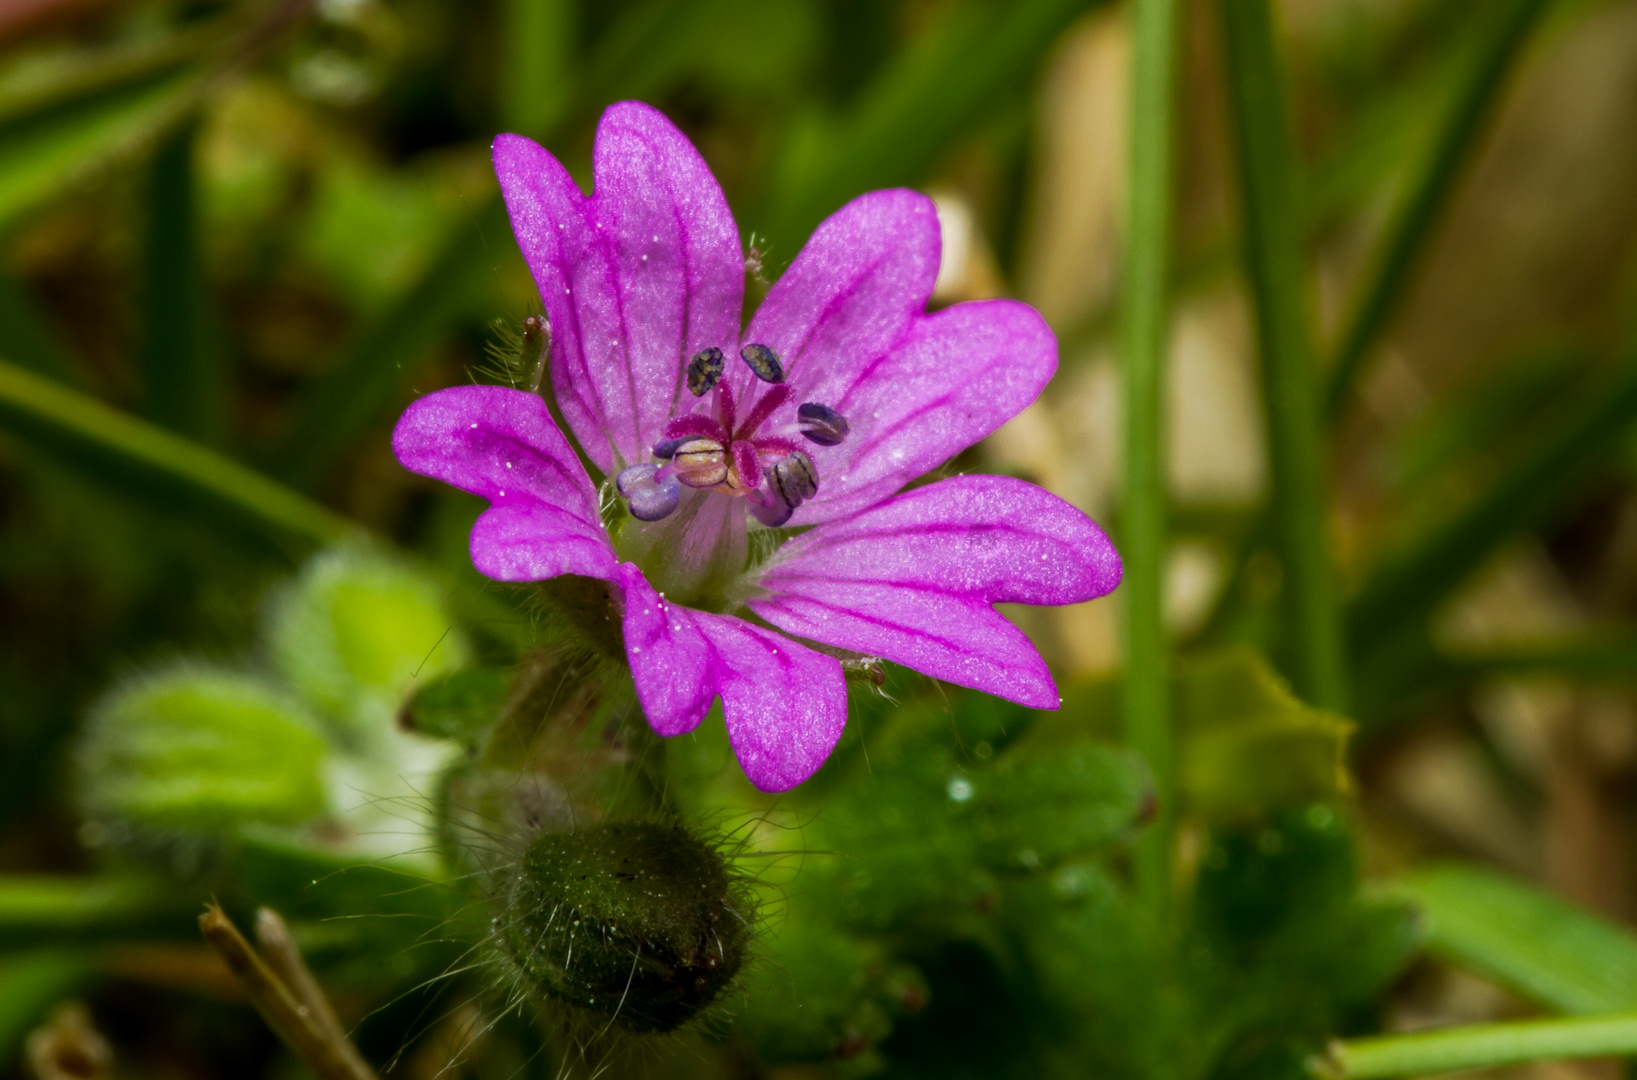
496, 822, 748, 1033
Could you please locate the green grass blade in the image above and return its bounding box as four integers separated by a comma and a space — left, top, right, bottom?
0, 875, 200, 949
1218, 0, 1347, 712
0, 357, 351, 547
761, 0, 1104, 252
1121, 0, 1180, 917
138, 118, 219, 443
1318, 1013, 1637, 1080
1324, 0, 1555, 419
1386, 864, 1637, 1014
1349, 345, 1637, 660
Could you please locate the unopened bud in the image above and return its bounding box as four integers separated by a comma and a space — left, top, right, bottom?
496, 822, 749, 1033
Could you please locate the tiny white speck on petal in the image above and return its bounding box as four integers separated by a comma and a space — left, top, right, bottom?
505, 462, 514, 469
651, 234, 659, 242
470, 423, 478, 428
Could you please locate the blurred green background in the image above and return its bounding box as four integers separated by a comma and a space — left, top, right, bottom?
3, 0, 1637, 1077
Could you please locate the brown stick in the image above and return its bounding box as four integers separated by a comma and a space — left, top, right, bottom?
254, 907, 377, 1080
199, 905, 379, 1080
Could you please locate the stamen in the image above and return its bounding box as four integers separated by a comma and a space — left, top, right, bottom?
686, 347, 724, 396
617, 464, 681, 521
770, 450, 818, 508
740, 344, 785, 384
734, 384, 792, 441
671, 437, 729, 488
796, 402, 850, 446
663, 413, 728, 444
731, 441, 762, 491
750, 435, 802, 458
652, 437, 685, 460
750, 491, 794, 528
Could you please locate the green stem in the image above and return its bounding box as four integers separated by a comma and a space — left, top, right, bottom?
1218, 0, 1347, 712
1324, 0, 1554, 419
1120, 0, 1180, 917
1317, 1013, 1637, 1080
0, 357, 351, 547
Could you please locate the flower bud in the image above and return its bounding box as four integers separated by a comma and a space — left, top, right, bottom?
496, 821, 748, 1033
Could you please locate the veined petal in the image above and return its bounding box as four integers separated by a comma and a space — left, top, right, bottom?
617, 565, 847, 792
493, 132, 623, 472
794, 300, 1056, 523
494, 103, 743, 472
392, 385, 616, 582
748, 476, 1121, 709
739, 189, 940, 400
592, 102, 744, 462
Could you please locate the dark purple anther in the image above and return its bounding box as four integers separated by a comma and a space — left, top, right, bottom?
652, 437, 686, 460
740, 344, 785, 384
617, 464, 681, 521
796, 402, 850, 446
770, 450, 818, 509
686, 347, 725, 396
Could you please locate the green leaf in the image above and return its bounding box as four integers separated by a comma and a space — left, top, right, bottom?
78, 668, 330, 830
1386, 864, 1637, 1014
1219, 0, 1348, 713
267, 545, 468, 728
1176, 650, 1354, 821
1320, 1012, 1637, 1080
402, 668, 511, 745
805, 693, 1153, 930
740, 919, 926, 1066
0, 357, 353, 548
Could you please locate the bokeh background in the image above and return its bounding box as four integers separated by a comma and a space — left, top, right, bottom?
3, 0, 1637, 1077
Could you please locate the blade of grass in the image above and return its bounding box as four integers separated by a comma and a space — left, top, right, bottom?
0, 875, 199, 949
139, 118, 219, 443
1121, 0, 1180, 917
1386, 864, 1637, 1015
1315, 1013, 1637, 1080
1218, 0, 1347, 712
1323, 0, 1555, 419
1348, 344, 1637, 660
0, 357, 351, 548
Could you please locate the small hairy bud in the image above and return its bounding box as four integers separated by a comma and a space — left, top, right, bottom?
496, 822, 748, 1033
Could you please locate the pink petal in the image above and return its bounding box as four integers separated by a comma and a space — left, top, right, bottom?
617, 565, 847, 792
493, 133, 623, 473
738, 189, 940, 400
592, 103, 744, 461
392, 385, 616, 582
493, 102, 743, 473
795, 299, 1057, 523
749, 476, 1121, 709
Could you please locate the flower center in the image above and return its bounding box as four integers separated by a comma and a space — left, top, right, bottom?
615, 344, 850, 530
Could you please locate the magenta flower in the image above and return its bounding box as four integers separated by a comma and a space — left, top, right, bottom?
392, 102, 1121, 792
